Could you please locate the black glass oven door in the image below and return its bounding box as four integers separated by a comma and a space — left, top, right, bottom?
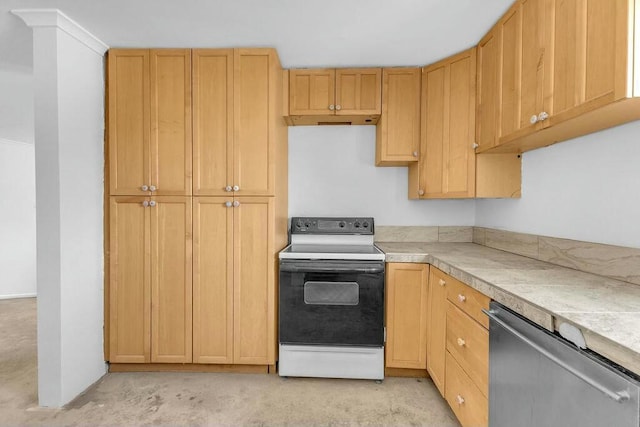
279, 260, 385, 347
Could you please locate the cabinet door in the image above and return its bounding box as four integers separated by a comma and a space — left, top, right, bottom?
234, 49, 276, 196
385, 263, 429, 369
109, 197, 150, 363
420, 63, 446, 196
427, 267, 449, 396
150, 197, 192, 363
192, 49, 234, 196
550, 0, 627, 124
499, 0, 549, 143
149, 49, 192, 196
193, 197, 234, 364
445, 50, 476, 197
289, 69, 335, 115
476, 28, 501, 151
335, 68, 382, 115
108, 50, 150, 196
376, 68, 421, 166
415, 49, 475, 199
233, 197, 274, 365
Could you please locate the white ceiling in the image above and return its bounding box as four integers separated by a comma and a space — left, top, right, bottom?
0, 0, 512, 71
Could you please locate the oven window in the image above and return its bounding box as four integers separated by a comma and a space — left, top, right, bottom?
303, 281, 359, 306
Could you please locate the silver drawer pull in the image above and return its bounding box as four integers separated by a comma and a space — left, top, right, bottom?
457, 337, 466, 347
458, 294, 466, 302
439, 279, 446, 287
483, 309, 631, 403
456, 395, 465, 405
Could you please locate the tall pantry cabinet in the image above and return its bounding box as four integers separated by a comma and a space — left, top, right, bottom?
106, 48, 288, 369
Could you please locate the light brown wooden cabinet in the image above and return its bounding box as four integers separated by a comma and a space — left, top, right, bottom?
193, 49, 280, 196
443, 270, 490, 427
409, 49, 521, 199
426, 266, 449, 396
376, 68, 421, 166
288, 68, 381, 125
109, 196, 192, 364
108, 49, 192, 196
193, 197, 276, 365
428, 265, 490, 427
409, 49, 477, 199
479, 0, 640, 154
385, 263, 429, 370
106, 47, 288, 369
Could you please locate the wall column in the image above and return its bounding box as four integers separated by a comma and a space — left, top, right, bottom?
12, 9, 108, 407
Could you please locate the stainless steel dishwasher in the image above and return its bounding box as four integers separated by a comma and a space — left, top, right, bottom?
485, 302, 640, 427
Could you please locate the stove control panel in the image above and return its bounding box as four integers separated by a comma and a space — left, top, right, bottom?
291, 217, 374, 235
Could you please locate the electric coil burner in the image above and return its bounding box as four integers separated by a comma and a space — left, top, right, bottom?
278, 217, 385, 380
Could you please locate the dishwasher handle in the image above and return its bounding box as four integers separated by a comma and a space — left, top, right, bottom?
483, 309, 631, 403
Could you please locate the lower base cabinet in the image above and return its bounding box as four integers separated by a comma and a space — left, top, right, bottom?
426, 266, 489, 427
385, 263, 429, 369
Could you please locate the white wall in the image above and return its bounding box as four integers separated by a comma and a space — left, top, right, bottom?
0, 68, 34, 143
289, 126, 476, 225
476, 121, 640, 249
0, 140, 36, 299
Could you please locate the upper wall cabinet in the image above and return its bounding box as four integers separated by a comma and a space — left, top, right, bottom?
478, 0, 640, 154
288, 68, 382, 125
409, 49, 522, 199
193, 48, 281, 196
375, 67, 422, 166
108, 49, 192, 196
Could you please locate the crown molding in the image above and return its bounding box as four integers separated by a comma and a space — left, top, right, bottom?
11, 9, 108, 56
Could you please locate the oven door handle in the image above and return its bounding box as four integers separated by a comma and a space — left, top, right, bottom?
279, 261, 384, 274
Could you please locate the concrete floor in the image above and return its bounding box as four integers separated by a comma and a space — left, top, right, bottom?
1, 297, 460, 426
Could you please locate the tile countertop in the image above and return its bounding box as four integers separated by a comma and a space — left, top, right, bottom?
376, 242, 640, 375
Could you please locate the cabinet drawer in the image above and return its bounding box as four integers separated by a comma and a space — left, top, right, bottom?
446, 275, 490, 328
446, 303, 488, 397
445, 351, 488, 427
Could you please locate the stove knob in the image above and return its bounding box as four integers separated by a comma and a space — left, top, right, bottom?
354, 221, 361, 228
363, 221, 370, 229
305, 222, 311, 228
339, 221, 346, 228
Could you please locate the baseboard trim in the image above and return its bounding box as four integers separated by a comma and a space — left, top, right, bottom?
108, 363, 270, 374
0, 293, 36, 300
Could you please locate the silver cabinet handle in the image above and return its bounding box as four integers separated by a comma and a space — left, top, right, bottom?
412, 151, 418, 157
225, 201, 232, 207
482, 309, 631, 403
335, 104, 342, 111
458, 294, 466, 303
457, 337, 466, 347
141, 185, 149, 192
472, 143, 479, 149
233, 201, 240, 207
225, 186, 232, 192
439, 279, 446, 287
149, 185, 156, 192
149, 201, 156, 207
329, 104, 335, 111
418, 189, 425, 196
456, 395, 465, 405
233, 185, 240, 192
142, 200, 149, 207
530, 115, 539, 124
538, 111, 549, 122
